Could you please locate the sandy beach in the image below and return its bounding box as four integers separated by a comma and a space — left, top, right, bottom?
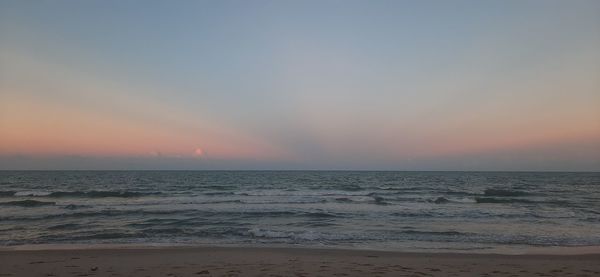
1, 246, 599, 277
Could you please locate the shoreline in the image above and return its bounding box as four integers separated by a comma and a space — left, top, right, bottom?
3, 243, 600, 255
1, 246, 600, 277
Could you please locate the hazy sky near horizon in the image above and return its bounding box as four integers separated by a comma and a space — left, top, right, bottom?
1, 0, 599, 170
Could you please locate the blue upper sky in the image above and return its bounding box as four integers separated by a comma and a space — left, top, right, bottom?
1, 0, 599, 170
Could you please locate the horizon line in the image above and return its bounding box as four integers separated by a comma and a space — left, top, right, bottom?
1, 169, 598, 173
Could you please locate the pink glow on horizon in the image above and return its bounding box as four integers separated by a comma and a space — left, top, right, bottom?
194, 148, 204, 157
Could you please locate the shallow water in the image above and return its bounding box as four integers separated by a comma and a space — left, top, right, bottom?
0, 171, 599, 252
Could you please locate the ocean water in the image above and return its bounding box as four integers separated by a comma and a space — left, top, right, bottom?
0, 171, 599, 253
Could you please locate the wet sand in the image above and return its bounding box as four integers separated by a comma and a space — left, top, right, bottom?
1, 246, 599, 277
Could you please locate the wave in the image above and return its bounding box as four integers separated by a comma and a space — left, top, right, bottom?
340, 185, 363, 192
237, 190, 370, 197
334, 197, 353, 203
380, 186, 425, 192
304, 211, 339, 218
371, 195, 389, 205
0, 191, 16, 197
432, 197, 449, 204
247, 228, 292, 239
427, 197, 476, 204
444, 190, 479, 196
246, 228, 348, 241
140, 227, 190, 235
47, 223, 84, 230
10, 190, 161, 198
51, 190, 160, 198
476, 197, 534, 204
198, 185, 237, 190
62, 226, 347, 242
244, 228, 471, 242
483, 188, 530, 197
238, 210, 340, 219
180, 200, 243, 205
202, 192, 235, 196
0, 209, 197, 222
63, 204, 91, 210
400, 230, 467, 236
14, 191, 52, 197
475, 197, 569, 205
0, 208, 343, 222
285, 221, 337, 227
52, 232, 141, 241
241, 199, 328, 205
0, 200, 55, 207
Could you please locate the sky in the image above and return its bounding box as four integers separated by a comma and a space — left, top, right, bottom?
1, 0, 599, 171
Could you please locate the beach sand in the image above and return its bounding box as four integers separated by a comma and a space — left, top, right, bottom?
1, 246, 599, 277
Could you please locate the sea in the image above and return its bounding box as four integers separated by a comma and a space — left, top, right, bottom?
1, 171, 599, 253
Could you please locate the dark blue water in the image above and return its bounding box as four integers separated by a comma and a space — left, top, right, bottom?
1, 171, 599, 252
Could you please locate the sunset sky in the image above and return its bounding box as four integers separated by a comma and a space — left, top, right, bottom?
1, 0, 599, 170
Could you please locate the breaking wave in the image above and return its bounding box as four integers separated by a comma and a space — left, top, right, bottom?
483, 188, 531, 197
